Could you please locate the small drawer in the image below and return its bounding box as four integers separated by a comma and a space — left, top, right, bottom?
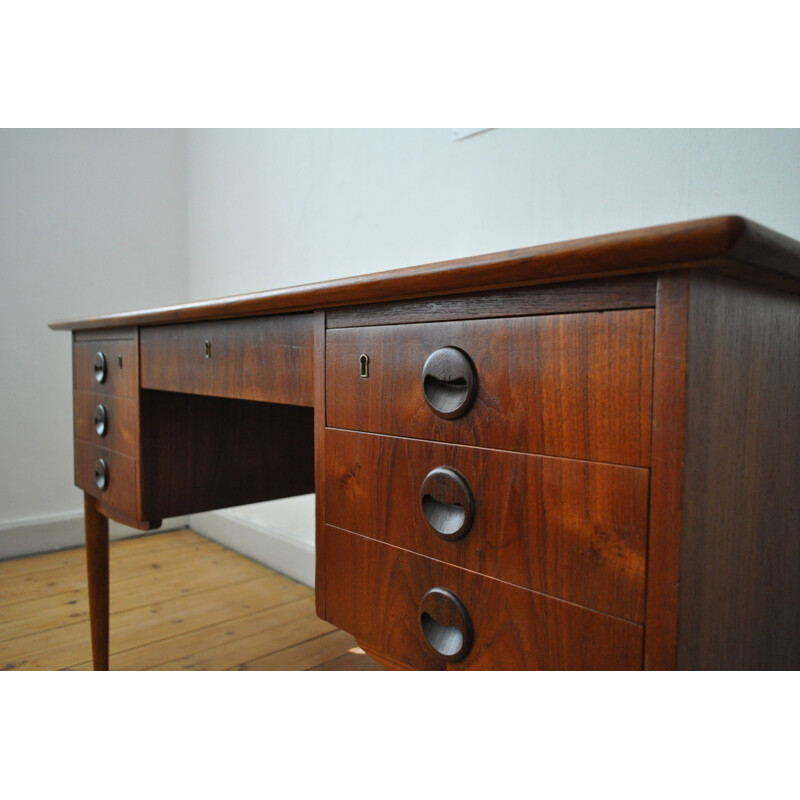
140, 315, 314, 406
326, 309, 654, 466
74, 440, 139, 518
321, 526, 643, 670
73, 339, 138, 398
324, 429, 649, 621
73, 391, 139, 457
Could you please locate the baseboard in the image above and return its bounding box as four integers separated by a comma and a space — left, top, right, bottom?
189, 508, 315, 589
0, 511, 190, 561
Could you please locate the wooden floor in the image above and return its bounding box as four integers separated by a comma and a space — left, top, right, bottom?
0, 529, 384, 671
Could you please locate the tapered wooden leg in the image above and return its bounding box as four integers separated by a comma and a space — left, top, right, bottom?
84, 493, 109, 671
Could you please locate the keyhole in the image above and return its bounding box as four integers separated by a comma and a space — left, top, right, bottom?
359, 353, 369, 379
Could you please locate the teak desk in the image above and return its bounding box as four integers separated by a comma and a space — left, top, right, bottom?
50, 216, 800, 670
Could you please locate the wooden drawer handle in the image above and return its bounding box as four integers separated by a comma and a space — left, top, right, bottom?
419, 587, 473, 662
94, 404, 108, 437
94, 351, 107, 384
421, 347, 477, 419
420, 467, 474, 541
94, 458, 108, 491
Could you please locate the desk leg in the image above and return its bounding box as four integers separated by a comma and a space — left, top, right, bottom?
84, 493, 110, 671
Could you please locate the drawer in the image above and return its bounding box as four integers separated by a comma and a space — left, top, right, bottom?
324, 429, 648, 621
321, 526, 644, 670
326, 309, 654, 466
73, 339, 138, 398
140, 314, 314, 406
74, 440, 139, 517
73, 391, 139, 457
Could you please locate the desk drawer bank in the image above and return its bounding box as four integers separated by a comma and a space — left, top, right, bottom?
50, 216, 800, 670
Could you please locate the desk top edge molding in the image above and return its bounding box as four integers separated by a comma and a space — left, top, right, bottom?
49, 215, 800, 331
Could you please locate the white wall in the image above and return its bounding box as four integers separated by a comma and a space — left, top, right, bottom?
185, 128, 800, 585
0, 129, 188, 557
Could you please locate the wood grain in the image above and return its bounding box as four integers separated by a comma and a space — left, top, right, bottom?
1, 531, 382, 671
75, 440, 140, 519
313, 310, 328, 620
321, 525, 643, 670
325, 429, 649, 621
73, 328, 136, 342
139, 391, 315, 520
309, 641, 387, 671
73, 338, 138, 398
0, 529, 209, 584
153, 600, 336, 670
643, 272, 690, 670
5, 574, 300, 670
238, 630, 381, 671
327, 309, 654, 466
677, 272, 800, 669
326, 274, 657, 328
1, 540, 216, 607
92, 504, 161, 532
99, 599, 321, 671
83, 493, 109, 670
50, 216, 800, 331
72, 330, 143, 535
0, 540, 255, 637
140, 314, 314, 406
73, 390, 139, 457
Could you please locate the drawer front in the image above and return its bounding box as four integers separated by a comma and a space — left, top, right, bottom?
73, 339, 138, 398
321, 526, 644, 670
325, 429, 648, 621
73, 391, 139, 457
74, 440, 139, 517
140, 314, 314, 406
326, 309, 654, 466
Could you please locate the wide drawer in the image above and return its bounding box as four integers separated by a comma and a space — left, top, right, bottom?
73, 339, 138, 398
324, 429, 648, 621
74, 440, 139, 517
321, 526, 644, 670
326, 309, 654, 466
73, 391, 139, 457
140, 314, 314, 406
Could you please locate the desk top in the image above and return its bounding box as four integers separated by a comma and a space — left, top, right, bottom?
50, 215, 800, 331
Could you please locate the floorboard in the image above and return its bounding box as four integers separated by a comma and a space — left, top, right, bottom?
0, 530, 384, 671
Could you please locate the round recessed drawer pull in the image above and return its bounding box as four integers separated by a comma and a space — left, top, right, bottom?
419, 587, 473, 662
94, 458, 108, 491
421, 347, 477, 419
93, 351, 107, 384
94, 404, 108, 437
420, 467, 474, 541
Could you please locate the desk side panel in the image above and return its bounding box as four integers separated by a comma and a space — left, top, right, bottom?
677, 273, 800, 669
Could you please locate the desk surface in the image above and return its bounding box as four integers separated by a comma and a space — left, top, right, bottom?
50, 215, 800, 331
